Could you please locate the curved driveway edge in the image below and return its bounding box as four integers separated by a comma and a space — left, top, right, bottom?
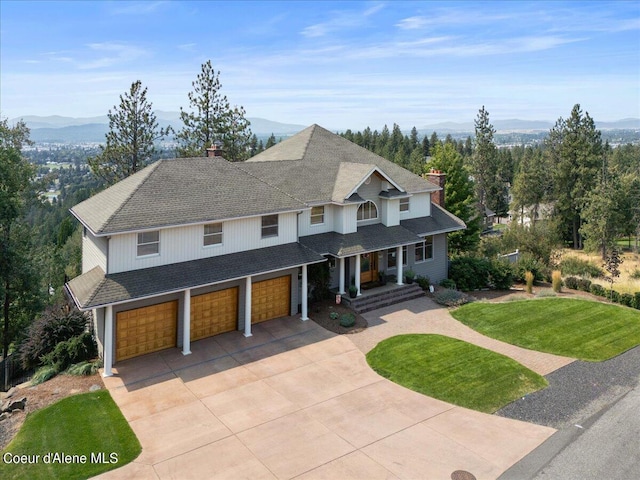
96, 312, 556, 480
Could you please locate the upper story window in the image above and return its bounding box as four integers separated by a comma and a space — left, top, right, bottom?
310, 206, 325, 225
415, 236, 433, 262
357, 200, 378, 221
137, 231, 159, 257
203, 223, 223, 246
400, 197, 410, 212
261, 214, 279, 238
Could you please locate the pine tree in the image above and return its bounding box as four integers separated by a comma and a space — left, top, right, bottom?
88, 80, 169, 184
471, 106, 497, 216
176, 60, 252, 160
265, 133, 277, 149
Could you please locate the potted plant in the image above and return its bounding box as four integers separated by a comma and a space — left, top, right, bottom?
348, 285, 358, 298
404, 268, 416, 284
379, 270, 387, 285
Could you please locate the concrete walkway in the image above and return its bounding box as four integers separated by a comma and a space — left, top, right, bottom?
356, 296, 574, 376
96, 311, 556, 480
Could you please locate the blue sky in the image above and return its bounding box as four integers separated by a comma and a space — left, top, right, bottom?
1, 0, 639, 130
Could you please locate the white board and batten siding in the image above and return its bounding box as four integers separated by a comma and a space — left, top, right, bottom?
298, 204, 335, 237
82, 231, 107, 274
108, 212, 298, 274
400, 192, 431, 220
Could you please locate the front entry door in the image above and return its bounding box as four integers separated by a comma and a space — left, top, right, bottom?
360, 252, 378, 283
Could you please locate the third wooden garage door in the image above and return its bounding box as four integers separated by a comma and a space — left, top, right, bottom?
252, 276, 291, 323
190, 287, 238, 341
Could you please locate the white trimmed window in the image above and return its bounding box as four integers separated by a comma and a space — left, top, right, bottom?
415, 236, 433, 262
203, 223, 222, 246
357, 200, 378, 221
261, 214, 279, 238
387, 246, 408, 268
137, 231, 159, 256
400, 197, 410, 212
310, 206, 325, 225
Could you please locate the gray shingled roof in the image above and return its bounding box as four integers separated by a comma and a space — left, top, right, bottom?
240, 125, 438, 204
71, 157, 306, 235
298, 224, 422, 257
400, 203, 466, 236
67, 243, 325, 309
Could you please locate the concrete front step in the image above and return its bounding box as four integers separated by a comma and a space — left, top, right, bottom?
343, 284, 425, 314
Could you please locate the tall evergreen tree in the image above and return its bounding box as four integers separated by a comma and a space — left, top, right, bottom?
265, 133, 277, 149
89, 80, 169, 184
471, 106, 497, 216
426, 142, 481, 253
511, 147, 550, 225
176, 60, 252, 161
547, 104, 603, 249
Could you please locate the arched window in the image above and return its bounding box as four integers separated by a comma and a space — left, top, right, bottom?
357, 200, 378, 221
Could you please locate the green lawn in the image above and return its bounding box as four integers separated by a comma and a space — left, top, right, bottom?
366, 334, 547, 413
0, 390, 141, 480
452, 298, 640, 361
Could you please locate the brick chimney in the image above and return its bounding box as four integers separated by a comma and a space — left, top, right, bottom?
206, 141, 224, 157
425, 169, 446, 207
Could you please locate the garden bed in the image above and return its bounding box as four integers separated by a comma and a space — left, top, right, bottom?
308, 298, 368, 334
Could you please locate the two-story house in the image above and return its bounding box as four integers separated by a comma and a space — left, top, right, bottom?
65, 125, 465, 376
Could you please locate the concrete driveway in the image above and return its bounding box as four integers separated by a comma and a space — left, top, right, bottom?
97, 307, 557, 480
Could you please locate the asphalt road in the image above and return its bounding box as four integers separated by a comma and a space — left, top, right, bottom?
499, 345, 640, 479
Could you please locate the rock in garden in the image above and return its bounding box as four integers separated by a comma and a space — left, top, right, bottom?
89, 384, 101, 392
7, 397, 27, 411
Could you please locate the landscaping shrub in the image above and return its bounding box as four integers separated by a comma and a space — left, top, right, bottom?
329, 311, 339, 320
67, 360, 101, 376
552, 270, 562, 293
449, 256, 490, 291
633, 292, 640, 310
590, 284, 606, 297
19, 307, 89, 370
536, 289, 557, 298
577, 278, 592, 292
416, 275, 431, 291
339, 313, 356, 328
609, 290, 620, 303
513, 253, 548, 283
308, 262, 331, 302
31, 365, 58, 386
489, 259, 514, 290
439, 278, 456, 290
434, 289, 472, 307
630, 269, 640, 280
41, 332, 97, 373
560, 257, 604, 278
564, 276, 579, 290
619, 293, 634, 308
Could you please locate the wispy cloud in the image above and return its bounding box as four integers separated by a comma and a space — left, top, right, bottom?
79, 42, 148, 69
109, 1, 168, 15
300, 2, 384, 38
395, 16, 428, 30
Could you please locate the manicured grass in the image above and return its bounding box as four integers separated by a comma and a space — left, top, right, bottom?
366, 334, 547, 413
0, 390, 141, 480
452, 298, 640, 361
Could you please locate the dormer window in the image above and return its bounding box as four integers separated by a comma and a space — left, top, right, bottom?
357, 200, 378, 221
400, 197, 410, 212
137, 231, 159, 257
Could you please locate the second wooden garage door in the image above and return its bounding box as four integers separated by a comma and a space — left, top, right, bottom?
191, 287, 238, 341
252, 276, 291, 323
116, 301, 178, 361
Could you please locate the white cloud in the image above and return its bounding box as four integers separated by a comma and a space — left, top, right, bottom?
395, 16, 428, 30
79, 42, 148, 70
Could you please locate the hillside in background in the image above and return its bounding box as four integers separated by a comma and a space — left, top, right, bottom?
8, 113, 640, 144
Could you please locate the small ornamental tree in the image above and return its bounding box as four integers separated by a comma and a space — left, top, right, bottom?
603, 247, 623, 300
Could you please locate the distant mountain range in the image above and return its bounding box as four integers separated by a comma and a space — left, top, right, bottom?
9, 112, 639, 144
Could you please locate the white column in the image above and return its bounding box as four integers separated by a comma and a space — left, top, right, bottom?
182, 289, 191, 356
355, 255, 362, 296
103, 305, 113, 377
244, 276, 252, 337
338, 257, 346, 294
396, 246, 404, 285
301, 265, 309, 321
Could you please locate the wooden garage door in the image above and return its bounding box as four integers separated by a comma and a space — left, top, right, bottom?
191, 287, 238, 341
252, 276, 291, 323
116, 301, 178, 361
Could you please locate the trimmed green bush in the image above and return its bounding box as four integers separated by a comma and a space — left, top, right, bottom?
329, 311, 339, 320
590, 284, 606, 297
565, 276, 579, 290
339, 313, 356, 328
489, 260, 514, 290
440, 278, 456, 289
449, 256, 513, 291
620, 293, 634, 308
633, 292, 640, 310
609, 290, 620, 303
514, 253, 548, 283
416, 275, 431, 291
577, 278, 592, 292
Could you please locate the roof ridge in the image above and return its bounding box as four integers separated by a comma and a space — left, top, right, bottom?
101, 161, 163, 233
